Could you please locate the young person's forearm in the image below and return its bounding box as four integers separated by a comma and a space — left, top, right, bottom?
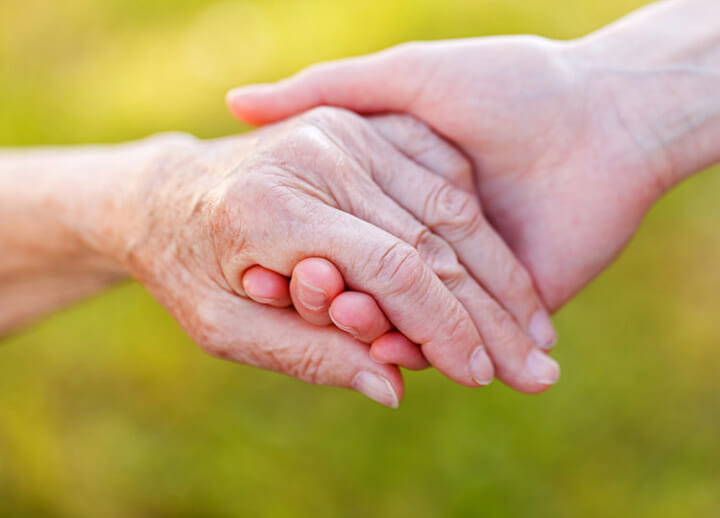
569, 0, 720, 188
0, 135, 192, 333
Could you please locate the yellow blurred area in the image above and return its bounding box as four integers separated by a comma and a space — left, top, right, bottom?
1, 0, 719, 517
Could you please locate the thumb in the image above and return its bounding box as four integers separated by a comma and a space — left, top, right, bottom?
226, 46, 422, 125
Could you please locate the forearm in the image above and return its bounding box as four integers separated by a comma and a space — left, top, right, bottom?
569, 0, 720, 188
0, 134, 193, 333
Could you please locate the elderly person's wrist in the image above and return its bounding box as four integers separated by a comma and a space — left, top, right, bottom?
99, 133, 209, 277
0, 135, 205, 330
0, 132, 205, 282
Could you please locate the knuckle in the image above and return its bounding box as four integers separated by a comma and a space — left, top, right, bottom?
440, 265, 467, 293
302, 105, 340, 123
502, 262, 536, 302
411, 227, 465, 290
431, 184, 486, 243
410, 226, 437, 255
444, 308, 476, 347
283, 119, 355, 174
302, 105, 358, 128
296, 108, 371, 166
372, 242, 426, 297
292, 116, 337, 149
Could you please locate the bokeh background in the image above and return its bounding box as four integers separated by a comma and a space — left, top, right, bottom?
1, 0, 719, 516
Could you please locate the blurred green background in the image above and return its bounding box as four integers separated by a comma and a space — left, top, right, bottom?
1, 0, 719, 516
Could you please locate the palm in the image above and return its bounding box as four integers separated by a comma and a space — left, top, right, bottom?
401, 38, 661, 309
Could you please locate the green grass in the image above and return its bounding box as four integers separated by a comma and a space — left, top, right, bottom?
1, 0, 719, 516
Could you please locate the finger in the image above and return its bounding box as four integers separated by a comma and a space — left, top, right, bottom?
368, 114, 475, 193
199, 291, 404, 408
218, 110, 493, 389
371, 332, 430, 371
289, 259, 398, 344
242, 265, 292, 307
303, 113, 557, 391
235, 203, 494, 388
291, 261, 429, 370
346, 194, 531, 388
329, 190, 499, 387
366, 116, 557, 350
328, 291, 392, 344
289, 257, 345, 326
226, 45, 422, 125
319, 213, 494, 388
341, 143, 558, 391
290, 260, 427, 370
377, 164, 558, 390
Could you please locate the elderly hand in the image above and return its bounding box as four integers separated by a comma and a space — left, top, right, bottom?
238, 114, 561, 389
112, 107, 560, 407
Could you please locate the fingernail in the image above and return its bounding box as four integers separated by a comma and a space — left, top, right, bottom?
526, 349, 560, 385
470, 346, 494, 386
529, 310, 557, 350
352, 371, 399, 409
247, 294, 277, 305
329, 308, 359, 337
243, 280, 276, 305
296, 278, 329, 311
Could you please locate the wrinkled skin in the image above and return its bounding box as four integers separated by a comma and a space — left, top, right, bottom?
123, 107, 558, 408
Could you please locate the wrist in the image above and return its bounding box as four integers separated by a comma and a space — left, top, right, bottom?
0, 132, 216, 332
90, 133, 207, 278
563, 0, 720, 193
111, 132, 258, 289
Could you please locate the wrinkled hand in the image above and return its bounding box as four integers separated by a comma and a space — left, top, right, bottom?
227, 36, 670, 313
122, 107, 555, 407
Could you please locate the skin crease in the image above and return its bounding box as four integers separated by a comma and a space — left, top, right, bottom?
227, 0, 720, 369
